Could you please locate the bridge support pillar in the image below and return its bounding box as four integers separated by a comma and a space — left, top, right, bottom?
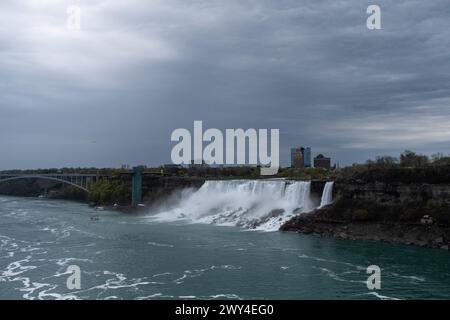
131, 166, 144, 207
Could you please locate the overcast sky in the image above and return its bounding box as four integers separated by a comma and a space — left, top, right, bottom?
1, 0, 450, 169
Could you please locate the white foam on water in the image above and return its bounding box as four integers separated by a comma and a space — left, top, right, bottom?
52, 257, 94, 267
209, 294, 241, 299
147, 241, 174, 248
313, 266, 366, 285
154, 180, 316, 231
152, 272, 174, 278
171, 264, 242, 285
364, 292, 401, 300
136, 293, 173, 299
2, 256, 37, 277
390, 272, 425, 283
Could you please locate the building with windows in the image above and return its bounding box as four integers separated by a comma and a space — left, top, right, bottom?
290, 148, 304, 168
302, 147, 311, 167
291, 146, 311, 168
314, 154, 331, 169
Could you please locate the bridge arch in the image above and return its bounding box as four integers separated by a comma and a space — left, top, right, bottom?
0, 175, 89, 192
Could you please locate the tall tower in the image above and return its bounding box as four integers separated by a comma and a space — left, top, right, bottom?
291, 148, 304, 168
131, 166, 144, 207
302, 147, 312, 167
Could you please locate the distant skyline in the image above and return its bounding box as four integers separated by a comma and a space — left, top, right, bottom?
1, 0, 450, 170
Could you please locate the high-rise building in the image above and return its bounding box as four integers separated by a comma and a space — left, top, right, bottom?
290, 148, 304, 168
302, 147, 312, 168
291, 146, 311, 168
314, 154, 331, 169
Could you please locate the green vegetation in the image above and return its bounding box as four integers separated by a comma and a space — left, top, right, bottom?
59, 186, 87, 201
339, 150, 450, 183
161, 166, 262, 179
278, 167, 337, 180
345, 166, 450, 184
88, 180, 131, 205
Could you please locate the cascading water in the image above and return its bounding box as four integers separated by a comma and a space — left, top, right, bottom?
154, 180, 314, 231
319, 181, 334, 208
155, 180, 335, 231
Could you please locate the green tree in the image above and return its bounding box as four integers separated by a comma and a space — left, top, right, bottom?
400, 150, 429, 167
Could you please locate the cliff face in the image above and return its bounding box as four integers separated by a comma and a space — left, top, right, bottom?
281, 180, 450, 250
142, 176, 205, 204
338, 182, 450, 206
319, 181, 450, 224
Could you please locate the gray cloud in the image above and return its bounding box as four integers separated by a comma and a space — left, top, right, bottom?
1, 0, 450, 169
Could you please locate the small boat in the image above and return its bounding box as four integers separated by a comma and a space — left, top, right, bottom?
95, 206, 105, 211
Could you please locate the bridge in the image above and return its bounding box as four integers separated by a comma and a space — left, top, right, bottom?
0, 167, 145, 206
0, 173, 108, 193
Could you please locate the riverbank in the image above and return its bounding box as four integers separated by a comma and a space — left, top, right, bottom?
281, 168, 450, 251
280, 206, 450, 250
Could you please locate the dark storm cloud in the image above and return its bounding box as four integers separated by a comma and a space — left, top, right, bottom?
1, 0, 450, 169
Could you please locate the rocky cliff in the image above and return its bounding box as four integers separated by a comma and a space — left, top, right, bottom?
281, 179, 450, 250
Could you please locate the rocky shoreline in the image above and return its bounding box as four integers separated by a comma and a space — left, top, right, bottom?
280, 175, 450, 251
280, 206, 450, 251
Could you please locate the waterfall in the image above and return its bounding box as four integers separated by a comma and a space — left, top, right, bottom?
154, 180, 314, 231
319, 182, 334, 208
